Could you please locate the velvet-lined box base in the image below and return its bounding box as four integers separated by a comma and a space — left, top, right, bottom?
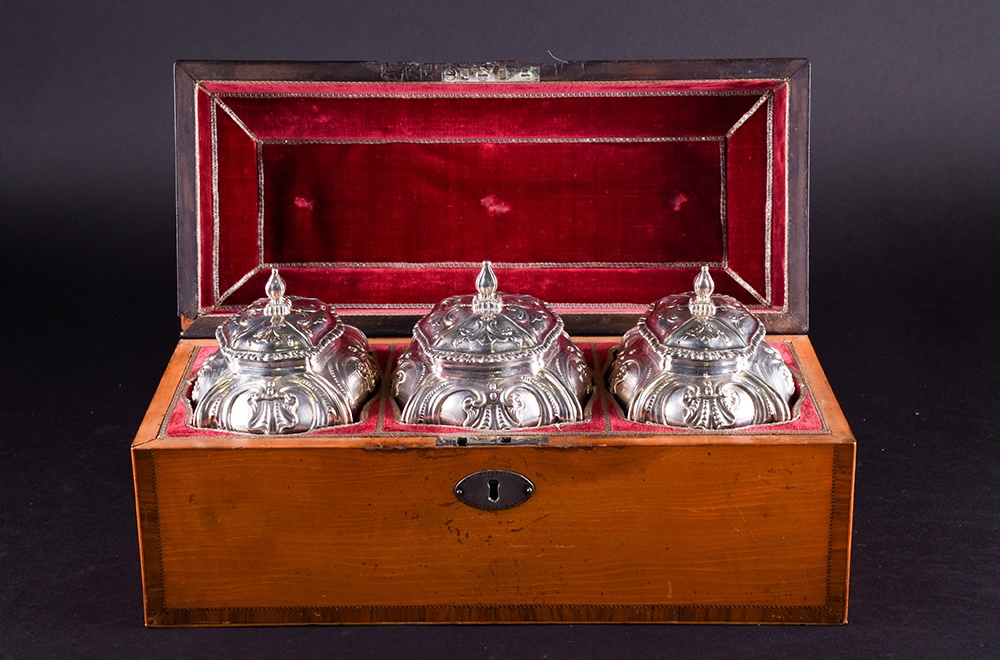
132, 335, 854, 626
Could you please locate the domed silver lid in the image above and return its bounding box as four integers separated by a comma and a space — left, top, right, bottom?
411, 261, 563, 366
640, 267, 764, 365
190, 269, 379, 434
217, 269, 346, 369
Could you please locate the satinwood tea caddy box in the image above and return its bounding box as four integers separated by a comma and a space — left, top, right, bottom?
132, 59, 855, 626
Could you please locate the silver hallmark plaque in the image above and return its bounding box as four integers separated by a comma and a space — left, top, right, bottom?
190, 269, 379, 434
441, 64, 540, 83
608, 267, 796, 429
392, 261, 592, 430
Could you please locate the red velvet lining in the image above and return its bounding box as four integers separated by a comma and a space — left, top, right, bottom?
196, 87, 214, 307
726, 101, 770, 301
215, 106, 259, 294
201, 80, 784, 97
217, 266, 777, 309
163, 341, 823, 438
220, 93, 761, 141
261, 141, 723, 266
770, 84, 789, 307
195, 79, 790, 315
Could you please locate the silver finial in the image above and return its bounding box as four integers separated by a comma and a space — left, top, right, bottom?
263, 268, 291, 317
688, 266, 717, 321
471, 260, 503, 315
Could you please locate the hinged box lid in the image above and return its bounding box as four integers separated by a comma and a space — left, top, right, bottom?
175, 59, 808, 337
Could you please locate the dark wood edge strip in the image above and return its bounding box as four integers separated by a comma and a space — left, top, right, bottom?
784, 60, 809, 333
175, 62, 200, 323
132, 449, 166, 626
175, 60, 808, 85
826, 441, 856, 622
149, 603, 844, 626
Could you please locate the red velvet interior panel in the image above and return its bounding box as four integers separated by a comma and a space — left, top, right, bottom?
219, 267, 769, 310
770, 85, 789, 308
726, 100, 770, 303
197, 88, 214, 307
215, 107, 260, 296
262, 141, 723, 266
202, 80, 783, 97
220, 91, 762, 141
194, 80, 789, 315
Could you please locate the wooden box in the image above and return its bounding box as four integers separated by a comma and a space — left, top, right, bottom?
133, 60, 855, 626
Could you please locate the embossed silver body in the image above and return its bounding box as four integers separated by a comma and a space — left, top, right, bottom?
608, 267, 795, 429
392, 262, 592, 430
191, 270, 379, 434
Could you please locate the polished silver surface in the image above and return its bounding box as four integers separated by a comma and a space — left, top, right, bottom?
191, 269, 379, 434
392, 261, 592, 430
441, 64, 540, 83
608, 267, 795, 429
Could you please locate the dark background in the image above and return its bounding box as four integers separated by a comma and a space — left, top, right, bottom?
2, 1, 998, 657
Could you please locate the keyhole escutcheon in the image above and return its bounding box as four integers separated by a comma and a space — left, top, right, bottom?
454, 470, 535, 510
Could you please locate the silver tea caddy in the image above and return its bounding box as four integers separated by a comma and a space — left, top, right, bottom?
190, 269, 379, 434
608, 267, 795, 429
392, 261, 592, 430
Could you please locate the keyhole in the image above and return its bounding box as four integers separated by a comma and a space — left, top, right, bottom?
487, 479, 500, 502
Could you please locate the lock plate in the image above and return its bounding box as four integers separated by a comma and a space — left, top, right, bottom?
436, 435, 548, 447
454, 470, 535, 511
